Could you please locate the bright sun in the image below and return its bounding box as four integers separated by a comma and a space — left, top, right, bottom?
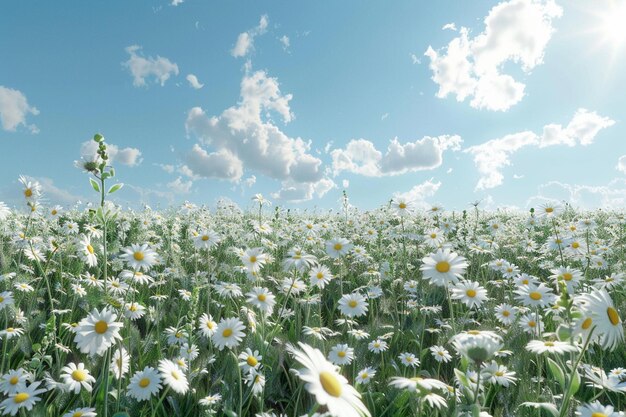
600, 1, 626, 46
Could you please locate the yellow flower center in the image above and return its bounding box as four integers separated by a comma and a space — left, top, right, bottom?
319, 371, 342, 397
528, 321, 536, 328
72, 369, 87, 382
129, 305, 137, 312
430, 233, 437, 238
249, 256, 257, 263
581, 317, 593, 330
257, 294, 266, 302
316, 272, 324, 279
333, 243, 342, 251
435, 261, 450, 273
338, 351, 346, 358
223, 328, 233, 337
348, 300, 358, 308
607, 307, 620, 326
9, 376, 19, 385
562, 273, 573, 281
171, 370, 180, 380
545, 207, 554, 213
51, 209, 57, 215
572, 242, 580, 249
591, 413, 608, 417
544, 341, 554, 347
399, 203, 407, 209
529, 292, 542, 301
201, 235, 209, 241
495, 371, 504, 376
466, 289, 477, 298
87, 245, 94, 254
138, 377, 151, 388
502, 311, 510, 317
0, 297, 3, 303
468, 330, 480, 335
247, 356, 258, 367
94, 320, 108, 334
13, 393, 29, 404
133, 251, 144, 261
24, 189, 32, 198
73, 412, 84, 417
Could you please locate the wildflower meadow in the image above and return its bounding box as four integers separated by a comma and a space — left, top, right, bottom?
0, 134, 624, 417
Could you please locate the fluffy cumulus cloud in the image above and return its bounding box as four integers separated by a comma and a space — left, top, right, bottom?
271, 178, 336, 203
330, 135, 462, 177
465, 109, 615, 190
617, 155, 626, 174
186, 74, 204, 89
80, 140, 143, 167
425, 0, 562, 111
527, 179, 626, 210
183, 70, 332, 201
393, 179, 442, 208
123, 45, 179, 87
0, 86, 39, 133
167, 177, 192, 194
231, 15, 269, 58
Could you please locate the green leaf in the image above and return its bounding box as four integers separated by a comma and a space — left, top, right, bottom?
108, 183, 123, 194
568, 368, 581, 396
112, 413, 130, 417
547, 357, 565, 387
89, 178, 100, 192
520, 402, 559, 417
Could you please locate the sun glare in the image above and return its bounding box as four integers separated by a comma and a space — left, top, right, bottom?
600, 1, 626, 46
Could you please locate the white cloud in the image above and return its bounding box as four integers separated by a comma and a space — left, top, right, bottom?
0, 176, 82, 207
157, 164, 175, 173
272, 178, 336, 203
393, 179, 442, 208
244, 175, 257, 187
342, 179, 350, 188
331, 135, 462, 177
171, 0, 183, 5
527, 179, 626, 210
442, 23, 457, 31
231, 15, 269, 58
183, 144, 243, 181
279, 35, 290, 51
123, 45, 179, 87
410, 53, 421, 65
425, 0, 562, 111
465, 109, 615, 190
167, 177, 192, 194
0, 86, 39, 133
540, 108, 616, 147
381, 113, 389, 121
186, 74, 204, 89
184, 70, 326, 193
617, 155, 626, 174
80, 141, 143, 167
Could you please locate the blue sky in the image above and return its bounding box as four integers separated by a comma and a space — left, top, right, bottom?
1, 0, 625, 211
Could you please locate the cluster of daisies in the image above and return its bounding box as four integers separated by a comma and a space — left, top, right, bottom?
0, 180, 625, 417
